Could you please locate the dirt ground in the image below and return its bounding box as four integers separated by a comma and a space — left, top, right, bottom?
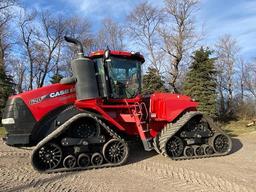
0, 132, 256, 192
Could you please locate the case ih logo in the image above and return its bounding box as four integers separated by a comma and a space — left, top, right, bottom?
29, 88, 75, 105
49, 89, 72, 98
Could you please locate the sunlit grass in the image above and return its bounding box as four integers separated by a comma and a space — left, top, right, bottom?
0, 127, 6, 137
222, 120, 256, 137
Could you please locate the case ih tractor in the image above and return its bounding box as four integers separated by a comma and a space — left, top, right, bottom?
1, 37, 232, 172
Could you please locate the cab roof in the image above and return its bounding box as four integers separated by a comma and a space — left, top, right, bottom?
89, 50, 145, 63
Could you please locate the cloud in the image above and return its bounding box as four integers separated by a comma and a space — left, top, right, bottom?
61, 0, 163, 22
62, 0, 136, 21
198, 0, 256, 58
22, 0, 256, 59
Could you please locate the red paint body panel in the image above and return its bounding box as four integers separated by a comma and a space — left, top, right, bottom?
13, 83, 76, 121
74, 93, 197, 138
75, 99, 128, 131
150, 92, 198, 122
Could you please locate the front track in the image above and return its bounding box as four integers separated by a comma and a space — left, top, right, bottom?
31, 112, 129, 173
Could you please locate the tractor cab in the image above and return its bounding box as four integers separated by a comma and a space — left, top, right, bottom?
63, 36, 144, 101
90, 50, 144, 99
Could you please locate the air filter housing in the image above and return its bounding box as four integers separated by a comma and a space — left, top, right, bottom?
71, 57, 99, 100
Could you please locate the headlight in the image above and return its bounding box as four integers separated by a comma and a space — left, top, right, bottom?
1, 118, 15, 125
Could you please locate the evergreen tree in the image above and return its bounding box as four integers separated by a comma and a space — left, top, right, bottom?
183, 47, 217, 118
50, 73, 63, 84
142, 67, 165, 95
0, 65, 14, 121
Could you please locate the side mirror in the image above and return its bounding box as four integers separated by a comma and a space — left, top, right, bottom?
103, 47, 110, 61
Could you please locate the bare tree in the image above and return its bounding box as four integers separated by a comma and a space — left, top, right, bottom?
160, 0, 199, 93
127, 1, 164, 73
61, 16, 93, 76
19, 10, 37, 90
8, 58, 26, 92
33, 11, 68, 87
0, 0, 16, 10
232, 59, 256, 119
237, 57, 245, 102
18, 10, 75, 88
0, 0, 17, 114
65, 16, 93, 51
0, 0, 17, 68
0, 26, 7, 68
16, 9, 93, 90
0, 0, 16, 27
95, 18, 126, 50
243, 60, 256, 99
215, 34, 240, 117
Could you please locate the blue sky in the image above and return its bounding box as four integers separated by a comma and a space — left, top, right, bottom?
21, 0, 256, 60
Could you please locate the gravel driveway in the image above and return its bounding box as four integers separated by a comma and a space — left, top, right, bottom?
0, 132, 255, 192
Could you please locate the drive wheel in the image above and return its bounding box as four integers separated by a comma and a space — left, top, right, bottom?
103, 139, 128, 164
63, 155, 76, 168
35, 143, 62, 171
91, 153, 104, 166
212, 134, 230, 153
78, 154, 90, 167
165, 136, 184, 158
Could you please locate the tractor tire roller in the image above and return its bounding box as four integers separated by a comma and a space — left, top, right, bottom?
154, 111, 232, 160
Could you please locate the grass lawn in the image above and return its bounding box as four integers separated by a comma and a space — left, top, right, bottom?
222, 120, 256, 137
0, 127, 6, 137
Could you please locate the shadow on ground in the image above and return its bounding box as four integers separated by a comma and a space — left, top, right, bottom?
127, 136, 244, 164
229, 137, 243, 155
127, 141, 158, 165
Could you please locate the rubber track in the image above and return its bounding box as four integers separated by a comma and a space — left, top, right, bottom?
156, 111, 232, 160
31, 112, 127, 173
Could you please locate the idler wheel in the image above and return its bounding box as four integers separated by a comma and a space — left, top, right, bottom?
78, 154, 90, 167
165, 136, 184, 158
71, 118, 100, 138
195, 146, 204, 156
212, 134, 230, 153
63, 155, 76, 168
103, 139, 128, 164
33, 143, 62, 171
184, 146, 194, 157
91, 153, 104, 166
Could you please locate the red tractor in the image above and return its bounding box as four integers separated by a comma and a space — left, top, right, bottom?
1, 37, 232, 172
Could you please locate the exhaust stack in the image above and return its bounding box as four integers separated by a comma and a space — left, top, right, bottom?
64, 36, 99, 100
64, 36, 84, 58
